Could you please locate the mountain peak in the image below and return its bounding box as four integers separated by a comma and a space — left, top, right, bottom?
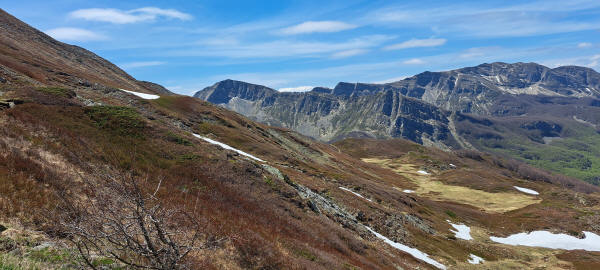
194, 79, 276, 104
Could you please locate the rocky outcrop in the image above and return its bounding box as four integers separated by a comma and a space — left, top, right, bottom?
194, 62, 600, 150
195, 80, 457, 146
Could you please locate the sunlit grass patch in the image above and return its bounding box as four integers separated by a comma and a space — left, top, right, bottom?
363, 158, 541, 213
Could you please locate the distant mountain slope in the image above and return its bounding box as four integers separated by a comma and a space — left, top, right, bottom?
2, 8, 600, 269
194, 64, 600, 184
314, 62, 600, 114
196, 79, 459, 148
0, 8, 170, 94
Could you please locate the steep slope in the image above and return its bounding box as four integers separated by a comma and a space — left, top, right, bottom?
195, 80, 458, 148
194, 64, 600, 184
320, 62, 600, 114
0, 8, 170, 95
2, 9, 600, 270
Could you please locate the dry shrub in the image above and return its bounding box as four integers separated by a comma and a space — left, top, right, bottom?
57, 171, 221, 270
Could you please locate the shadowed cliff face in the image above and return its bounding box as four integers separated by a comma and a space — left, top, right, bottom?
194, 63, 600, 142
194, 63, 600, 184
195, 80, 458, 147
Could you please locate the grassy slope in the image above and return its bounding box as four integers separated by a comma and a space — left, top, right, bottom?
1, 85, 600, 269
335, 138, 600, 269
0, 87, 436, 269
458, 116, 600, 185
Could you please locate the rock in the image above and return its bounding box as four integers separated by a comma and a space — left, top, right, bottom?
195, 80, 457, 146
0, 224, 6, 233
357, 211, 367, 222
32, 242, 53, 251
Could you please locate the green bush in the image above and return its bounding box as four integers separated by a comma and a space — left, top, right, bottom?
85, 106, 145, 137
35, 87, 76, 98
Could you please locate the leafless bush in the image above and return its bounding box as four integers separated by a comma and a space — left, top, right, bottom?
58, 171, 219, 269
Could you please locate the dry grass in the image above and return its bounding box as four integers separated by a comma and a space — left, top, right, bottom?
363, 158, 541, 213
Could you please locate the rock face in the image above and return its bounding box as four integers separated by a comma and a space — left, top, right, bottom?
194, 62, 600, 147
324, 62, 600, 114
195, 80, 457, 147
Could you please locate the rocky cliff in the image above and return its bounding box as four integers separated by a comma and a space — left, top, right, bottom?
195, 80, 458, 147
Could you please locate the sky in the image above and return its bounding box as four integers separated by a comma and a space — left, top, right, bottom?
4, 0, 600, 95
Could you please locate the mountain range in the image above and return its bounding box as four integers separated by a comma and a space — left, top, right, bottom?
2, 8, 600, 270
195, 63, 600, 184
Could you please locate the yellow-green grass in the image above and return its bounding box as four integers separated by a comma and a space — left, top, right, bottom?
363, 158, 541, 213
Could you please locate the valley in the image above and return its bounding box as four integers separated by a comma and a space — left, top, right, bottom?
1, 6, 600, 270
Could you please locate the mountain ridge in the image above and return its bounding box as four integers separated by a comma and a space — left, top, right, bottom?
194, 63, 600, 184
0, 8, 171, 95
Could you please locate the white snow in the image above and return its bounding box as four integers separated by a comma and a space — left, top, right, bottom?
417, 170, 430, 175
366, 227, 446, 270
490, 231, 600, 251
513, 186, 539, 195
119, 89, 160, 99
449, 163, 456, 168
447, 220, 473, 240
468, 254, 484, 264
403, 189, 415, 193
192, 133, 264, 162
339, 187, 372, 202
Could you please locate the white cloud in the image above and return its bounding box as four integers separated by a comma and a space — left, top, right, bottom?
69, 7, 192, 24
121, 61, 165, 69
168, 35, 392, 59
278, 86, 314, 92
45, 27, 106, 42
403, 58, 425, 65
540, 54, 600, 69
370, 1, 600, 38
384, 38, 446, 50
280, 21, 356, 35
331, 49, 368, 59
578, 42, 592, 48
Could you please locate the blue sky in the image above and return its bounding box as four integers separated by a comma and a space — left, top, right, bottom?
4, 0, 600, 94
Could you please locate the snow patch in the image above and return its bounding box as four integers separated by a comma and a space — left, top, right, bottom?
339, 187, 372, 202
447, 220, 472, 240
366, 227, 446, 269
119, 89, 160, 99
513, 186, 539, 195
490, 231, 600, 251
403, 189, 415, 193
417, 170, 430, 175
468, 254, 484, 264
192, 134, 264, 162
449, 163, 456, 168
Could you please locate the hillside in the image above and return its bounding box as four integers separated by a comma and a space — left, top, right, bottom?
194, 65, 600, 184
0, 8, 170, 95
2, 8, 600, 270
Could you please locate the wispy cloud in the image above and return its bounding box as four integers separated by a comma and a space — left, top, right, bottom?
331, 49, 368, 59
370, 0, 600, 37
280, 21, 356, 35
542, 54, 600, 69
69, 7, 192, 24
403, 58, 425, 65
578, 42, 593, 48
384, 38, 446, 50
169, 35, 392, 59
278, 86, 314, 92
121, 61, 165, 69
45, 27, 106, 42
